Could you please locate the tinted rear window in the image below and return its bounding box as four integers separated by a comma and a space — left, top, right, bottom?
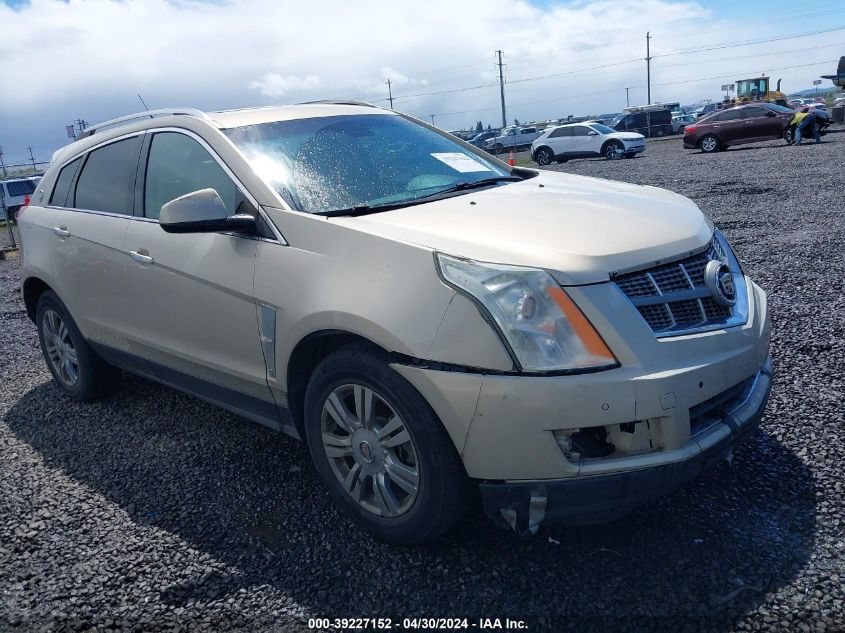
5, 180, 37, 197
74, 136, 142, 214
549, 127, 572, 138
743, 107, 768, 119
50, 158, 82, 206
715, 109, 742, 121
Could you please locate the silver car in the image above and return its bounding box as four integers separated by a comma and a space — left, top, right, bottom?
19, 102, 772, 543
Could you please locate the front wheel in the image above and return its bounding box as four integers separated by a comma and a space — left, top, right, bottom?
783, 128, 795, 145
534, 147, 554, 166
303, 343, 473, 544
603, 141, 624, 159
699, 134, 720, 153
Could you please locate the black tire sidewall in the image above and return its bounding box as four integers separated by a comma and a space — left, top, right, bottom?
303, 347, 467, 543
535, 148, 553, 165
35, 291, 112, 401
700, 135, 719, 153
36, 292, 87, 399
604, 141, 622, 159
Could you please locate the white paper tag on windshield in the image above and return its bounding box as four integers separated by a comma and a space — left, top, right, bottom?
430, 152, 492, 173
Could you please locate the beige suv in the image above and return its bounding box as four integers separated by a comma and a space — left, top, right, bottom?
19, 103, 772, 543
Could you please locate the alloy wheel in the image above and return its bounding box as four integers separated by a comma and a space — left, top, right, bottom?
701, 136, 718, 152
320, 383, 419, 517
43, 309, 79, 387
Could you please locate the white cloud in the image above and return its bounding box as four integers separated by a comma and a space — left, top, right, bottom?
249, 73, 321, 97
0, 0, 840, 163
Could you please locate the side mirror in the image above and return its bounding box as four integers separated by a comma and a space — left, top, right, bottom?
159, 188, 256, 234
587, 130, 598, 136
766, 111, 777, 117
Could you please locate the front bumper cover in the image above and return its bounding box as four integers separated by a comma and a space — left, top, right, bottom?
480, 357, 773, 535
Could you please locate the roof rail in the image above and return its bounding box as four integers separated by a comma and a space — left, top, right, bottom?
80, 108, 211, 138
296, 99, 378, 108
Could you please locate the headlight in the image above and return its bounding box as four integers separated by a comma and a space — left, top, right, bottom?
435, 254, 617, 372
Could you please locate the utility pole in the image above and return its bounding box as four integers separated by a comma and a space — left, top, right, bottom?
646, 32, 652, 105
625, 87, 631, 108
386, 79, 394, 110
429, 114, 435, 125
0, 145, 7, 179
496, 49, 507, 129
27, 146, 36, 171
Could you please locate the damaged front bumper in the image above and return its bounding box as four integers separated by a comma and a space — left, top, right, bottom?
479, 357, 773, 536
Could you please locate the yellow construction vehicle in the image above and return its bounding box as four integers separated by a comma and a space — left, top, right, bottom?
735, 75, 787, 106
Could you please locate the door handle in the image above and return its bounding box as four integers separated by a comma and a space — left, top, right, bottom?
129, 250, 154, 265
53, 226, 70, 237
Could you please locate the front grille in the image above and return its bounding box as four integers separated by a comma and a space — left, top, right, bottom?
613, 240, 734, 335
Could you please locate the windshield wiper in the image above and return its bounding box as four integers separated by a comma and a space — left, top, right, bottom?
318, 176, 522, 218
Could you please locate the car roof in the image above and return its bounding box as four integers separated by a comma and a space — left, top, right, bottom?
208, 103, 396, 128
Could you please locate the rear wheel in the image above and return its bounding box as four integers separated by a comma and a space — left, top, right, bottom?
699, 134, 720, 153
534, 147, 554, 166
303, 343, 473, 544
36, 291, 118, 401
655, 128, 666, 137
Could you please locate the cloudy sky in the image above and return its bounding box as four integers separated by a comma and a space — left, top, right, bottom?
0, 0, 843, 166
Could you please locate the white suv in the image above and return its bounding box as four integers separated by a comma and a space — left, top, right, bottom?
19, 102, 771, 543
531, 122, 646, 164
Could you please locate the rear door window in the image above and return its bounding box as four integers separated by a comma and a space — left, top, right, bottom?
50, 158, 83, 206
144, 132, 244, 220
549, 127, 572, 138
716, 109, 742, 122
74, 136, 143, 214
742, 107, 768, 119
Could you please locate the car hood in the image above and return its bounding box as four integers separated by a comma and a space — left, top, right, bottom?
328, 170, 712, 285
609, 132, 645, 142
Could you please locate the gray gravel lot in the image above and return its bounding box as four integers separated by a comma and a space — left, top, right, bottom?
1, 131, 844, 632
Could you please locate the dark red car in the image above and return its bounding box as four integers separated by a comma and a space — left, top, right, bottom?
683, 103, 794, 153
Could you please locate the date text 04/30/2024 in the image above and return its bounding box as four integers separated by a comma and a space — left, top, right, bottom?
307, 617, 529, 630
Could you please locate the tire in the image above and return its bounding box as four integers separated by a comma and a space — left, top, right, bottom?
655, 128, 666, 137
677, 125, 686, 135
699, 134, 720, 153
303, 343, 473, 544
784, 128, 795, 145
36, 291, 119, 401
534, 147, 554, 166
603, 140, 623, 159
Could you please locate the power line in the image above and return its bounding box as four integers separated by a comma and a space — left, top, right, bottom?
652, 25, 845, 58
424, 58, 837, 119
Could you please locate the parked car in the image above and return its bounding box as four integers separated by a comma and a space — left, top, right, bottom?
683, 103, 794, 153
693, 103, 718, 119
484, 126, 541, 151
467, 131, 497, 148
671, 113, 696, 135
19, 102, 771, 543
788, 98, 826, 110
1, 176, 41, 222
610, 109, 673, 137
531, 122, 645, 164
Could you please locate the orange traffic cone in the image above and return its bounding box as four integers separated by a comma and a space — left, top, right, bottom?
508, 148, 515, 166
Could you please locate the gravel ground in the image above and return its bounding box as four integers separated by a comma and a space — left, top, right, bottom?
1, 131, 844, 632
